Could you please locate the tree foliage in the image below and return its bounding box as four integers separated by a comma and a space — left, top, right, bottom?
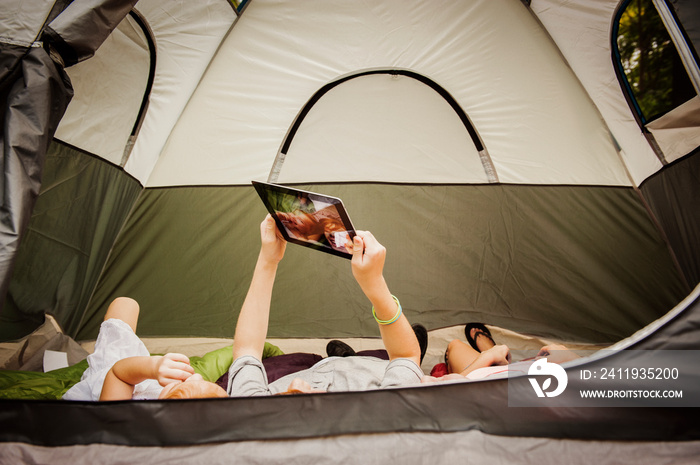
616, 0, 695, 121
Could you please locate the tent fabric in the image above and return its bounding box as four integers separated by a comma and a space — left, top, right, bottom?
0, 0, 54, 47
0, 314, 89, 373
534, 0, 700, 170
52, 12, 153, 167
2, 432, 700, 465
0, 40, 73, 313
640, 149, 700, 288
530, 0, 667, 184
646, 96, 700, 163
47, 0, 237, 184
674, 0, 700, 52
0, 0, 72, 316
651, 0, 700, 96
0, 373, 696, 446
639, 0, 700, 164
273, 71, 490, 184
79, 182, 686, 343
41, 0, 140, 68
121, 0, 236, 185
149, 0, 630, 188
49, 0, 238, 185
0, 0, 137, 329
0, 143, 141, 341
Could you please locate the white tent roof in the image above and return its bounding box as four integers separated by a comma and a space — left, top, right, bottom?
54, 0, 236, 183
54, 0, 639, 188
147, 0, 630, 187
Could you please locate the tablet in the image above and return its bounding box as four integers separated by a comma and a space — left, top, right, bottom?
252, 181, 356, 259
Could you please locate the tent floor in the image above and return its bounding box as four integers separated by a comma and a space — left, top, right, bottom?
0, 317, 608, 374
81, 324, 609, 373
1, 429, 697, 465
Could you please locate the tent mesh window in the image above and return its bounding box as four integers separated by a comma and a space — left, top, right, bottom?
613, 0, 697, 123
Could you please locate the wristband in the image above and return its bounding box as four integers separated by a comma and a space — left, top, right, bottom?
372, 295, 402, 325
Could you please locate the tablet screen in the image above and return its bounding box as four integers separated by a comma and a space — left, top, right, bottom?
252, 181, 356, 259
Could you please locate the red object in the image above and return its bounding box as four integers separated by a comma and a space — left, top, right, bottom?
430, 363, 448, 377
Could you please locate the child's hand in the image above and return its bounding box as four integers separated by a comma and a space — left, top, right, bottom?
351, 231, 386, 297
154, 353, 195, 387
537, 343, 580, 363
481, 344, 511, 366
259, 214, 286, 264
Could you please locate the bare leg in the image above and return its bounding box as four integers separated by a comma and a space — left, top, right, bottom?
445, 339, 480, 374
103, 297, 140, 333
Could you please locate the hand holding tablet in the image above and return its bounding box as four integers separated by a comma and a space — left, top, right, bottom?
252, 181, 356, 259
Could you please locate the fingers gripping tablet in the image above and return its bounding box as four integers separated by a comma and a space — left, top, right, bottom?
252, 181, 356, 259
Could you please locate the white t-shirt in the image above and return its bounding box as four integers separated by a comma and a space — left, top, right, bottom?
62, 319, 163, 401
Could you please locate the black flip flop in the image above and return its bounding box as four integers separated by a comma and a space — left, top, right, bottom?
464, 323, 494, 352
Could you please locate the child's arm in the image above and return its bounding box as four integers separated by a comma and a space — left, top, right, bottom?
232, 215, 286, 361
537, 343, 580, 363
351, 232, 421, 366
99, 353, 194, 401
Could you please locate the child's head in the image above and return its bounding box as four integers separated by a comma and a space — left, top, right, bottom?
158, 373, 227, 399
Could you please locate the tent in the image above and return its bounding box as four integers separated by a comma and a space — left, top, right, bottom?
1, 0, 699, 461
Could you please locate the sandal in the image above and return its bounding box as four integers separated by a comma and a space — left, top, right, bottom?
464, 323, 494, 352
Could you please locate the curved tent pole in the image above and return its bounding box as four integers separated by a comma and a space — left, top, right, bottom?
269, 69, 498, 184
0, 0, 138, 312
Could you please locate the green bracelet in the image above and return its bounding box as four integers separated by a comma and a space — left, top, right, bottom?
372, 295, 402, 325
